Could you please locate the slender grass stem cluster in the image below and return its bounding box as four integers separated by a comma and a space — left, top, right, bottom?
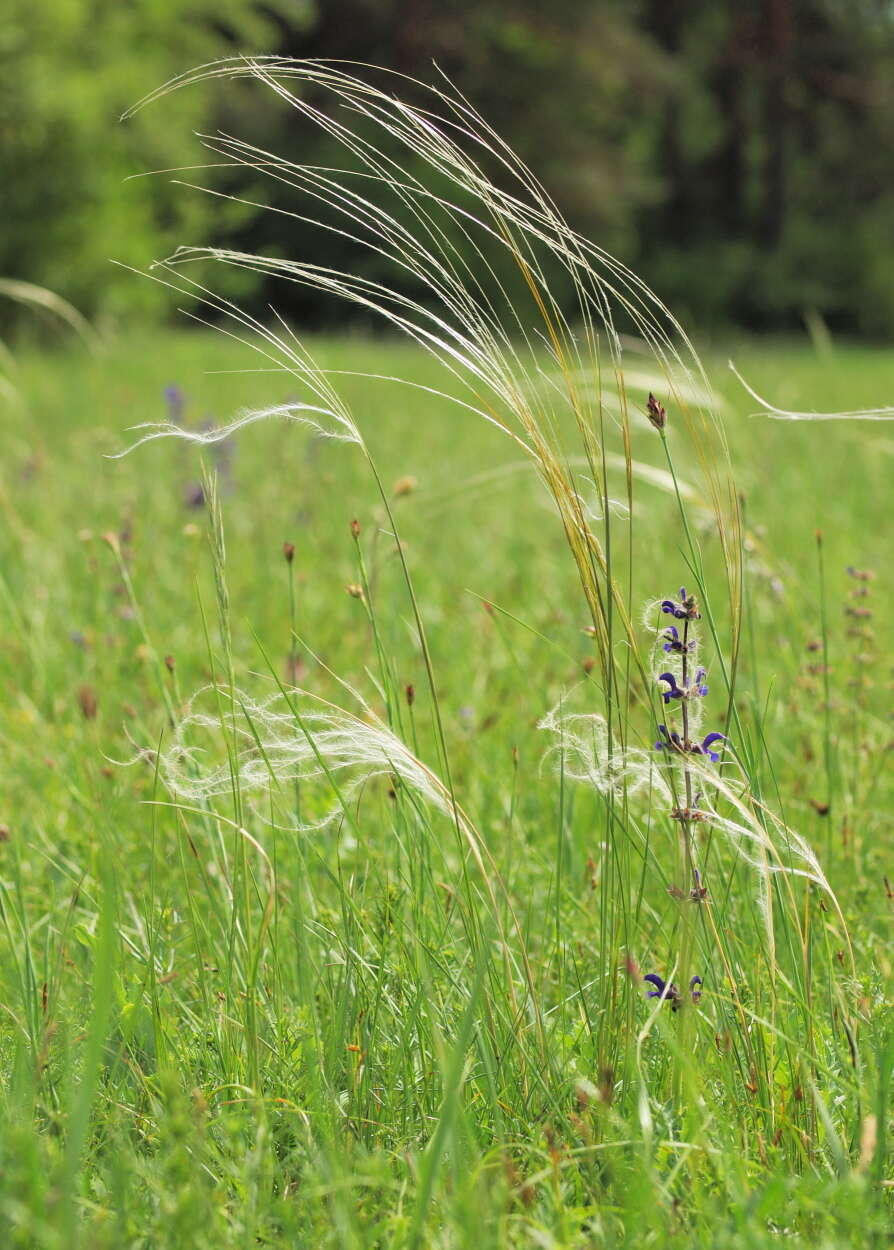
0, 57, 878, 1247
119, 56, 861, 1143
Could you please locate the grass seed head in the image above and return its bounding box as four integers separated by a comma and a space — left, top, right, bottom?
646, 391, 667, 430
78, 685, 98, 719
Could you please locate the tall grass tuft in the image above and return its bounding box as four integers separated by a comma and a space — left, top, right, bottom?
90, 56, 879, 1240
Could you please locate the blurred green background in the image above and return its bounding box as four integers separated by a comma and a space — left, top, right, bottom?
4, 0, 894, 337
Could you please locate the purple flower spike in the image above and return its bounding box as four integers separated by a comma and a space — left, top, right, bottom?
658, 672, 685, 703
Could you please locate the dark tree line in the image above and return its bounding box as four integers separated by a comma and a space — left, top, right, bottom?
4, 0, 893, 333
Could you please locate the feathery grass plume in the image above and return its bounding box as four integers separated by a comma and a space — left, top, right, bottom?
730, 361, 894, 421
122, 56, 740, 699
0, 278, 100, 350
537, 700, 843, 926
158, 682, 462, 828
0, 277, 100, 403
148, 674, 540, 1048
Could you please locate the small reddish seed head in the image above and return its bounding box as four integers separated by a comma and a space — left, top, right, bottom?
405, 683, 415, 707
646, 392, 667, 431
164, 654, 175, 673
78, 685, 98, 720
283, 541, 295, 564
350, 518, 361, 540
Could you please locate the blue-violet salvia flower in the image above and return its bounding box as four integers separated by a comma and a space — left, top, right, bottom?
658, 669, 708, 703
644, 973, 703, 1012
697, 732, 724, 762
661, 587, 700, 621
662, 625, 696, 654
658, 673, 685, 703
655, 725, 725, 762
655, 724, 684, 751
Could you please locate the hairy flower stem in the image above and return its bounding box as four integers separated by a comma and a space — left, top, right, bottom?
675, 631, 697, 1103
676, 617, 696, 1008
680, 619, 694, 813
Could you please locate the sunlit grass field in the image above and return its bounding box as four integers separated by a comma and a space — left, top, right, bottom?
1, 326, 893, 1248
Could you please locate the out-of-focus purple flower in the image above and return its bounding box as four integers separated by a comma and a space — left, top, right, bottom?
644, 973, 703, 1012
644, 972, 669, 1000
660, 587, 700, 621
164, 384, 185, 425
213, 437, 236, 494
662, 625, 696, 654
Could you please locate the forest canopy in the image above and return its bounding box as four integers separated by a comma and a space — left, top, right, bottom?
3, 0, 893, 334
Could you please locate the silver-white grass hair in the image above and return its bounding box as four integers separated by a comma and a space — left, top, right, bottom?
538, 703, 673, 807
119, 59, 730, 487
538, 701, 846, 934
112, 400, 362, 459
116, 57, 744, 680
140, 678, 545, 1036
730, 361, 894, 423
124, 58, 707, 376
158, 683, 458, 833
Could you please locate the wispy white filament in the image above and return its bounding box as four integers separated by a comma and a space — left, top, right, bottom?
157, 685, 457, 833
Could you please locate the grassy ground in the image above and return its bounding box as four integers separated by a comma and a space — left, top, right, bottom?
1, 326, 893, 1248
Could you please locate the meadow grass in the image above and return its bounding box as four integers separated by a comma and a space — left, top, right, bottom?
0, 54, 892, 1250
0, 323, 892, 1249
